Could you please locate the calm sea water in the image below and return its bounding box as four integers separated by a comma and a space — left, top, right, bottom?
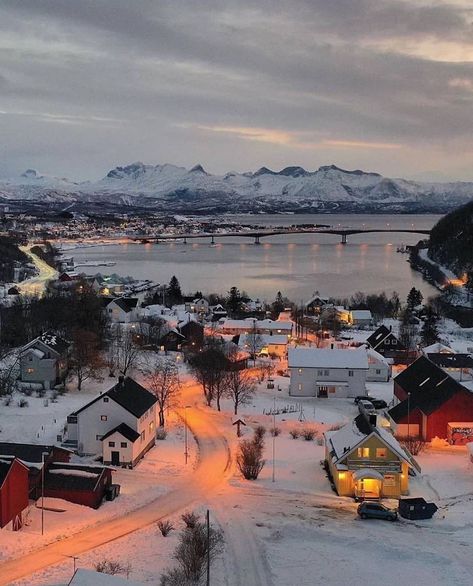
72, 214, 441, 302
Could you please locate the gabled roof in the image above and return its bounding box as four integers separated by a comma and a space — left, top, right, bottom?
389, 356, 471, 422
101, 423, 140, 443
72, 377, 157, 419
21, 331, 70, 356
111, 297, 138, 313
288, 347, 368, 370
350, 309, 372, 320
366, 325, 404, 351
45, 462, 108, 492
427, 353, 473, 369
422, 342, 455, 354
0, 442, 72, 466
0, 458, 28, 488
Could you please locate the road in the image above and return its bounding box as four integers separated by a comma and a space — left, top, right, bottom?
0, 389, 231, 585
19, 246, 58, 297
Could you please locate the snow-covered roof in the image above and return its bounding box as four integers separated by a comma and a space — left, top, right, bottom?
288, 347, 368, 370
422, 342, 455, 354
221, 318, 292, 332
350, 309, 372, 320
365, 347, 390, 365
238, 334, 288, 349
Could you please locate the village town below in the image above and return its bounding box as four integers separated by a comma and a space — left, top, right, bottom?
0, 232, 472, 586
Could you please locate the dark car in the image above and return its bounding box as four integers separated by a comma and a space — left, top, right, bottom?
370, 398, 388, 409
357, 502, 398, 521
354, 395, 372, 405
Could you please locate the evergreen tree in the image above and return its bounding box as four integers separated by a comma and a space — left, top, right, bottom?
271, 291, 285, 317
420, 307, 440, 347
167, 275, 182, 307
226, 286, 241, 316
406, 287, 423, 311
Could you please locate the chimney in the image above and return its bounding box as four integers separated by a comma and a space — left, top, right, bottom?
389, 325, 392, 332
369, 414, 377, 428
118, 375, 124, 388
330, 343, 334, 349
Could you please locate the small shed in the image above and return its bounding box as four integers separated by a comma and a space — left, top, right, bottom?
398, 497, 438, 520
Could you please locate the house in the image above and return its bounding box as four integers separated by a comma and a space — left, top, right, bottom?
105, 298, 139, 323
288, 347, 368, 398
305, 294, 330, 315
324, 414, 419, 499
185, 298, 209, 316
422, 342, 455, 354
388, 356, 473, 442
364, 347, 392, 382
69, 568, 144, 585
19, 332, 70, 389
349, 309, 373, 327
58, 271, 80, 282
335, 307, 351, 324
238, 333, 288, 359
0, 458, 29, 530
156, 328, 186, 351
426, 353, 473, 382
366, 325, 406, 360
44, 462, 113, 509
220, 318, 292, 336
102, 423, 142, 467
210, 304, 227, 321
65, 377, 157, 464
178, 319, 204, 349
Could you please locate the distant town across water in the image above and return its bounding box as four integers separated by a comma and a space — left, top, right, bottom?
72, 214, 441, 301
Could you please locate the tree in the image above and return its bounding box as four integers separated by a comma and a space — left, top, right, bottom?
271, 291, 285, 317
237, 430, 266, 480
115, 325, 140, 376
399, 309, 418, 351
406, 287, 423, 311
226, 286, 241, 316
142, 355, 180, 427
420, 306, 440, 347
69, 329, 104, 391
188, 347, 227, 408
246, 321, 263, 366
167, 276, 183, 307
226, 368, 256, 415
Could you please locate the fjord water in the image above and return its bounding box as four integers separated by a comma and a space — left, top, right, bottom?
72, 214, 440, 301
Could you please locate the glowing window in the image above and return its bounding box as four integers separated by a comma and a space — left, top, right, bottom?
357, 447, 370, 458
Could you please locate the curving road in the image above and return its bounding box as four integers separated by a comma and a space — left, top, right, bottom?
18, 246, 58, 297
0, 399, 231, 585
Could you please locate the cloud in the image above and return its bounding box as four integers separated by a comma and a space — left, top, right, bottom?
0, 0, 472, 180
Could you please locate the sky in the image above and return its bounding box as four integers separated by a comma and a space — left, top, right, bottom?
0, 0, 472, 182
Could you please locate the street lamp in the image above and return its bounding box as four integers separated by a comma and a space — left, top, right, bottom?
407, 392, 411, 440
184, 405, 191, 465
41, 450, 49, 536
272, 397, 276, 483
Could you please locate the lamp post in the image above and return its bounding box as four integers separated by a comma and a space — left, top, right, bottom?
272, 397, 276, 483
41, 450, 49, 536
184, 405, 191, 465
407, 391, 411, 440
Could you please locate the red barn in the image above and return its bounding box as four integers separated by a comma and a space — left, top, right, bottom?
0, 458, 29, 530
389, 356, 473, 442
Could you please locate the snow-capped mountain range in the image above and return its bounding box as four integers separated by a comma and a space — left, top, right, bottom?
1, 163, 472, 213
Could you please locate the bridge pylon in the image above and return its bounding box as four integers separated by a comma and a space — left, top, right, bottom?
254, 235, 261, 245
341, 233, 347, 245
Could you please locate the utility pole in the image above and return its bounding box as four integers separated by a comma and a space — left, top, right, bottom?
272, 397, 276, 483
407, 392, 411, 440
41, 450, 49, 536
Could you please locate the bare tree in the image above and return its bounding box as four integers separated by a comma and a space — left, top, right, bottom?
225, 368, 256, 415
237, 430, 266, 480
115, 325, 140, 376
0, 349, 19, 397
188, 347, 227, 408
68, 329, 104, 391
246, 322, 263, 366
142, 355, 180, 427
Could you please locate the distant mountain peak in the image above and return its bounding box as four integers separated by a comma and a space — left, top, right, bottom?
21, 169, 40, 178
189, 164, 208, 174
278, 166, 309, 178
317, 164, 381, 177
253, 166, 277, 176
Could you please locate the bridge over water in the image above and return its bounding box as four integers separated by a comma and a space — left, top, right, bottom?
131, 227, 430, 245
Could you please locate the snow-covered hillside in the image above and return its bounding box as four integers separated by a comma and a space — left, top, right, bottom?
1, 162, 473, 212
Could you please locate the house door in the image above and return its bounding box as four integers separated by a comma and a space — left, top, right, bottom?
111, 451, 120, 465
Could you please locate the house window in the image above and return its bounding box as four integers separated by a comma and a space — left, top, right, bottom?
317, 370, 323, 376
108, 441, 115, 447
324, 370, 329, 376
298, 383, 302, 391
348, 370, 354, 377
96, 434, 103, 441
376, 369, 381, 375
357, 447, 370, 458
121, 442, 127, 448
101, 415, 108, 421
67, 415, 77, 424
103, 397, 109, 402
26, 368, 35, 374
376, 448, 387, 458
141, 431, 145, 442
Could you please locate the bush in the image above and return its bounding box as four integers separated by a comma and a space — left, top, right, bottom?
157, 519, 175, 536
399, 436, 426, 456
3, 396, 12, 407
301, 427, 317, 441
237, 432, 266, 480
173, 521, 224, 583
95, 559, 131, 576
181, 511, 200, 529
327, 423, 343, 432
17, 398, 29, 408
156, 427, 167, 441
289, 428, 300, 439
254, 425, 266, 442
269, 426, 281, 437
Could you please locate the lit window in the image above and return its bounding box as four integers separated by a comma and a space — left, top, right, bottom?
26, 368, 35, 374
376, 448, 387, 458
298, 368, 302, 374
298, 383, 302, 391
108, 441, 115, 447
101, 415, 108, 421
357, 447, 370, 458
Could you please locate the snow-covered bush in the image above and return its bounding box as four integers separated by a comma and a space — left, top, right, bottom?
269, 426, 281, 437
301, 427, 317, 441
157, 519, 174, 536
156, 427, 167, 440
181, 511, 200, 529
17, 398, 29, 408
237, 432, 266, 480
289, 428, 300, 439
95, 559, 131, 576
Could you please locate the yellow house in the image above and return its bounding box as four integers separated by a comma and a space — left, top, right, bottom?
324, 415, 420, 500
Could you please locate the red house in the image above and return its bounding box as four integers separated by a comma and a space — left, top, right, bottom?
389, 356, 473, 442
0, 458, 29, 530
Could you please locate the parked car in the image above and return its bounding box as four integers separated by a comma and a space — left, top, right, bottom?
370, 398, 388, 409
354, 395, 372, 405
358, 399, 376, 414
357, 502, 398, 521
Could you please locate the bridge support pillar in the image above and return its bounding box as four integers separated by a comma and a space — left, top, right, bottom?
341, 233, 347, 245
183, 237, 187, 244
211, 235, 215, 245
254, 235, 261, 245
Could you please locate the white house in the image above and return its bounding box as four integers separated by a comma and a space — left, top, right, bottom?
19, 332, 70, 389
220, 318, 292, 336
364, 347, 392, 382
238, 334, 288, 358
349, 309, 373, 327
185, 298, 209, 316
65, 377, 157, 466
288, 347, 368, 398
105, 298, 139, 324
